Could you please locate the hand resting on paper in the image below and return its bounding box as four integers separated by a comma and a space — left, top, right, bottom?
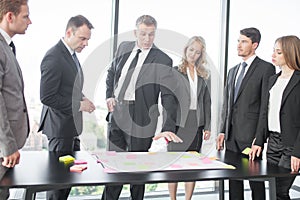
152, 131, 183, 143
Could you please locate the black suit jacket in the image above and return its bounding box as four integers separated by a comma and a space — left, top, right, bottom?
255, 70, 300, 158
106, 41, 177, 136
220, 56, 275, 148
38, 40, 84, 138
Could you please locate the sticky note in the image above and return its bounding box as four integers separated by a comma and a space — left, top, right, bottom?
126, 155, 137, 159
202, 157, 212, 164
242, 147, 251, 155
70, 164, 87, 173
170, 164, 183, 168
59, 155, 75, 164
74, 160, 87, 165
106, 151, 117, 156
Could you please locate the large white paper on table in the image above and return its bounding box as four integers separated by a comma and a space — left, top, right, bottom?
93, 151, 235, 173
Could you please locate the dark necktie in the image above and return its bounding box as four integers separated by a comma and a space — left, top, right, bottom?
118, 49, 141, 101
234, 62, 247, 102
9, 41, 16, 55
72, 53, 82, 82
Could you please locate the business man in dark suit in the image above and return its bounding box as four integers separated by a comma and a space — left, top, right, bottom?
102, 15, 180, 200
39, 15, 95, 200
0, 0, 31, 199
217, 27, 275, 200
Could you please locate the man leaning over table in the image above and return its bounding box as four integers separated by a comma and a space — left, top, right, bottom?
102, 14, 182, 200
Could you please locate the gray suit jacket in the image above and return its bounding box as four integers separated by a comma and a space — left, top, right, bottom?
38, 40, 84, 138
220, 56, 275, 147
0, 33, 29, 158
174, 67, 211, 130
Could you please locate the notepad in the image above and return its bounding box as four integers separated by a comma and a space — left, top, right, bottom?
70, 165, 87, 173
59, 155, 75, 164
74, 160, 87, 165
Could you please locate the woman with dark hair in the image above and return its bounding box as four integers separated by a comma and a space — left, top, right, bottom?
250, 35, 300, 200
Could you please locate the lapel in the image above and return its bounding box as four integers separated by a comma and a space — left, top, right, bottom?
235, 57, 260, 101
115, 42, 135, 80
196, 75, 207, 98
268, 73, 280, 91
0, 33, 24, 89
179, 71, 204, 102
138, 44, 158, 79
58, 40, 84, 87
230, 65, 239, 104
281, 70, 300, 107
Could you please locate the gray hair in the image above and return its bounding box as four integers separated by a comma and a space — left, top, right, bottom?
135, 15, 157, 28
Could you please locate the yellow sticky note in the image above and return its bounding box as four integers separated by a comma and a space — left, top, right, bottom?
242, 147, 251, 155
59, 155, 75, 164
225, 165, 236, 169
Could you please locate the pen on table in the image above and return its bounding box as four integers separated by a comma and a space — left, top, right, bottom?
92, 154, 105, 169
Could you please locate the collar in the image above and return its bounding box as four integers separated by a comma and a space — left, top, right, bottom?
135, 42, 152, 53
0, 27, 12, 45
61, 38, 75, 55
241, 54, 256, 66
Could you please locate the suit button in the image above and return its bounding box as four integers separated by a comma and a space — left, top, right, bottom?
23, 108, 27, 112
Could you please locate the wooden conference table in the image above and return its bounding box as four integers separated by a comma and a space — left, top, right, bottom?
0, 150, 298, 200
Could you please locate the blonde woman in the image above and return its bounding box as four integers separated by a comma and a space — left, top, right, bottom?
168, 36, 211, 200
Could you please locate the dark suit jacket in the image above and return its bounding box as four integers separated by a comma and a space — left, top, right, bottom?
220, 56, 275, 148
174, 67, 211, 130
0, 33, 29, 158
38, 40, 84, 138
255, 70, 300, 158
106, 41, 177, 137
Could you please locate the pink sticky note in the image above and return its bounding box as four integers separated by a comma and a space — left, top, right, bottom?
74, 160, 87, 165
70, 165, 88, 173
188, 163, 199, 166
202, 157, 212, 164
97, 159, 108, 163
126, 155, 137, 159
170, 164, 183, 168
106, 151, 117, 156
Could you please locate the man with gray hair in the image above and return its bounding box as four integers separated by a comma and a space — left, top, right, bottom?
103, 15, 181, 200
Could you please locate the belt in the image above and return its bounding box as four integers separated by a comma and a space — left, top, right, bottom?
118, 100, 135, 105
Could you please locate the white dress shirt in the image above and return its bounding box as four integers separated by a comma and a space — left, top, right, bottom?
268, 77, 290, 132
114, 46, 150, 101
187, 67, 198, 110
235, 55, 256, 87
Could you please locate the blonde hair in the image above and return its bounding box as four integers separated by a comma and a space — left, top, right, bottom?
178, 36, 209, 79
